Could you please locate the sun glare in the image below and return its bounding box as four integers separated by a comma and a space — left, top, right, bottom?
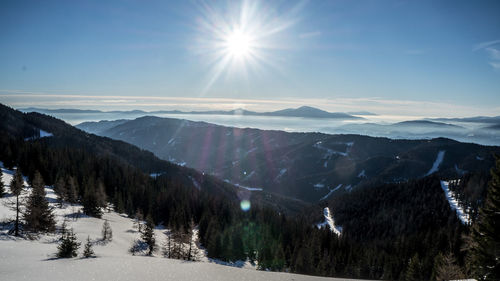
193, 0, 301, 93
225, 29, 252, 58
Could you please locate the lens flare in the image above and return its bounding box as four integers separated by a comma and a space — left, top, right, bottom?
240, 200, 251, 211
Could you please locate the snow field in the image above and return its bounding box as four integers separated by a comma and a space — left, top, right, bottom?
1, 165, 357, 281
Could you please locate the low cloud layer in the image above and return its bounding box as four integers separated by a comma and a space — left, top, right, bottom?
0, 90, 498, 119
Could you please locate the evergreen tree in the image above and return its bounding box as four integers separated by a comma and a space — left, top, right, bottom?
10, 169, 24, 236
96, 181, 107, 211
57, 229, 80, 258
83, 236, 95, 258
468, 155, 500, 280
405, 253, 422, 281
186, 219, 200, 261
231, 230, 245, 261
59, 219, 68, 241
273, 246, 286, 271
434, 253, 465, 281
53, 176, 67, 208
0, 168, 5, 198
101, 219, 113, 241
133, 209, 144, 233
142, 215, 156, 256
66, 176, 78, 204
163, 231, 173, 258
82, 179, 103, 218
23, 171, 55, 233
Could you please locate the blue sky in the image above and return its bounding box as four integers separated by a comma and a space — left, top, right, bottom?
0, 0, 499, 117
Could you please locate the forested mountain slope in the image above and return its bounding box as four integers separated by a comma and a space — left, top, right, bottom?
78, 116, 500, 202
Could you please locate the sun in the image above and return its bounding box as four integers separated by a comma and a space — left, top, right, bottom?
193, 0, 302, 93
225, 29, 252, 58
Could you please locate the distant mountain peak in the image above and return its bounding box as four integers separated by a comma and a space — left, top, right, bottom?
297, 105, 323, 110
270, 106, 362, 119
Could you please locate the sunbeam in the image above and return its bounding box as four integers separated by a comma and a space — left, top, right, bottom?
193, 0, 302, 94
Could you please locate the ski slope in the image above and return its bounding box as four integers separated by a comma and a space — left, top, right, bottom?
440, 180, 470, 224
0, 165, 358, 281
316, 207, 342, 236
425, 150, 446, 176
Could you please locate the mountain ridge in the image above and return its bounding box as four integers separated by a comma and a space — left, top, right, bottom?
77, 115, 500, 202
20, 106, 364, 120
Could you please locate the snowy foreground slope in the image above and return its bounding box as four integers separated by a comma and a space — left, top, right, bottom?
0, 166, 359, 281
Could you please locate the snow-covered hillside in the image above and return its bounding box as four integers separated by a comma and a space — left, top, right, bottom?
0, 165, 355, 281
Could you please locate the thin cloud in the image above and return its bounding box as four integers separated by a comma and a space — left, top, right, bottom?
473, 39, 500, 51
474, 39, 500, 70
486, 47, 500, 60
489, 62, 500, 69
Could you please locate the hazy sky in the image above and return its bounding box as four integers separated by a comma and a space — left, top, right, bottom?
1, 0, 499, 117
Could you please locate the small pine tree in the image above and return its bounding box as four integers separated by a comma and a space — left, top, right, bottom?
405, 253, 422, 281
142, 215, 156, 256
82, 184, 102, 217
101, 220, 113, 241
163, 231, 173, 258
57, 229, 80, 258
23, 171, 56, 233
468, 155, 500, 280
66, 176, 78, 204
10, 169, 24, 236
434, 252, 465, 281
0, 168, 5, 198
83, 236, 95, 258
59, 219, 68, 241
96, 181, 107, 211
133, 209, 144, 233
53, 176, 67, 208
186, 220, 200, 261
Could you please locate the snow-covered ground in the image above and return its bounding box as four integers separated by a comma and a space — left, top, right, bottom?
274, 168, 287, 181
313, 141, 350, 158
316, 207, 342, 236
357, 170, 366, 178
24, 129, 53, 141
319, 184, 342, 201
440, 180, 470, 225
425, 150, 446, 176
223, 179, 263, 191
1, 165, 358, 280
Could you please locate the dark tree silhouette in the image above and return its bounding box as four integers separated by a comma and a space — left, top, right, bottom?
10, 169, 24, 236
57, 229, 80, 258
83, 236, 95, 258
24, 171, 55, 232
0, 168, 5, 197
468, 155, 500, 280
101, 220, 112, 241
142, 215, 156, 256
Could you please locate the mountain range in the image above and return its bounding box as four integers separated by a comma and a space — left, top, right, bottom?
20, 106, 366, 120
2, 103, 498, 279
77, 115, 500, 202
